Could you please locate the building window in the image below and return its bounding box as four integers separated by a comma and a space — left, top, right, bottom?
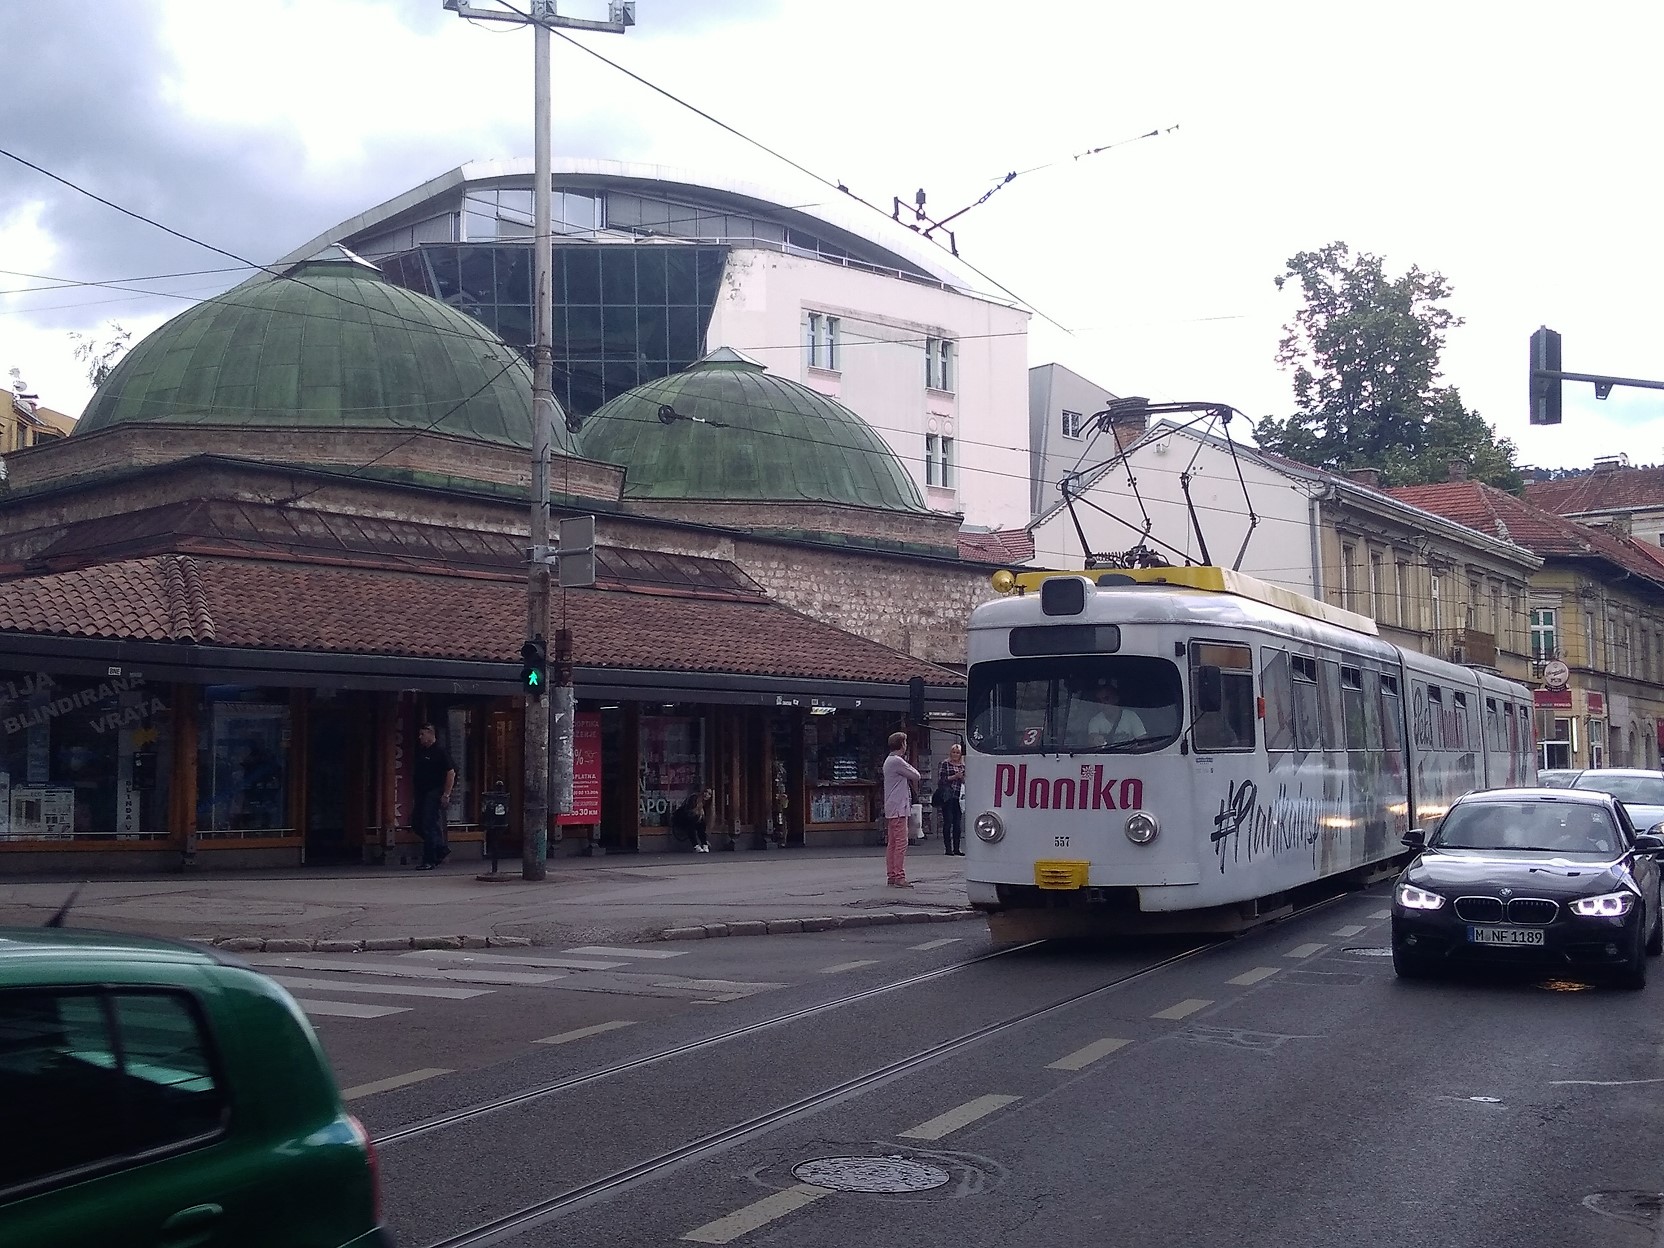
805, 313, 840, 371
1339, 543, 1357, 610
1529, 608, 1557, 659
925, 337, 955, 392
1369, 551, 1384, 619
1395, 559, 1410, 628
925, 434, 956, 489
1061, 410, 1084, 440
1431, 575, 1442, 636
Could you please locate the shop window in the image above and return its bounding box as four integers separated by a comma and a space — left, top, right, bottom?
803, 711, 885, 824
199, 687, 290, 835
639, 713, 705, 828
0, 669, 173, 842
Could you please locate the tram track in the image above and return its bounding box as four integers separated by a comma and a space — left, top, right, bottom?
375, 939, 1045, 1148
397, 887, 1359, 1247
418, 939, 1215, 1248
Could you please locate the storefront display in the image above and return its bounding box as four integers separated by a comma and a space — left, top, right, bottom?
201, 688, 289, 834
639, 714, 704, 827
803, 710, 885, 827
0, 669, 173, 841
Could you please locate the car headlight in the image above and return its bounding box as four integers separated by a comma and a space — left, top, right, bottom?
1570, 891, 1634, 917
1125, 812, 1158, 845
973, 811, 1004, 843
1395, 883, 1446, 911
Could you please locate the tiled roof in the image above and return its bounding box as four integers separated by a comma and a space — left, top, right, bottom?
0, 554, 959, 686
1388, 481, 1664, 588
957, 528, 1035, 564
1525, 467, 1664, 516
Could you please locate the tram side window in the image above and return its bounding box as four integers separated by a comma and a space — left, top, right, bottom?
1318, 659, 1343, 749
1485, 698, 1503, 752
1292, 656, 1320, 751
1190, 641, 1255, 752
1424, 686, 1445, 750
1341, 666, 1370, 750
1380, 675, 1404, 754
1453, 692, 1471, 751
1262, 650, 1296, 752
1517, 704, 1535, 759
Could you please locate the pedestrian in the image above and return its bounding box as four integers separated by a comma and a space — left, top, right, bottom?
413, 722, 456, 870
883, 731, 921, 887
671, 788, 713, 853
934, 742, 966, 856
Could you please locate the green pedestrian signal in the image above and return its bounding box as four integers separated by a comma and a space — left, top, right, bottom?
520, 634, 547, 699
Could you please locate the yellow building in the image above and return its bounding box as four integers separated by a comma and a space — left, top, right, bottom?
2, 376, 76, 453
1393, 479, 1664, 771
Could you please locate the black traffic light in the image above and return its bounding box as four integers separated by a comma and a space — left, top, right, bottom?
520, 634, 547, 698
1530, 326, 1562, 426
908, 675, 925, 725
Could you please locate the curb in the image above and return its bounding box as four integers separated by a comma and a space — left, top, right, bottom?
195, 909, 982, 952
657, 908, 980, 942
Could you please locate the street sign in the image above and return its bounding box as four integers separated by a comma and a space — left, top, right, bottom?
557, 515, 596, 588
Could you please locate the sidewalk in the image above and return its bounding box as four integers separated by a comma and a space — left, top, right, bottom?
0, 844, 978, 949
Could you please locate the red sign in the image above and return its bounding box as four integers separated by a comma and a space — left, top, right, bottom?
1586, 692, 1605, 715
1534, 689, 1572, 708
557, 711, 602, 826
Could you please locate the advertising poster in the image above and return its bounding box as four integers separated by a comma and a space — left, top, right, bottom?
391, 695, 415, 842
557, 711, 602, 826
638, 715, 702, 827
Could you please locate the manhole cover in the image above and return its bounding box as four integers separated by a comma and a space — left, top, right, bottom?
1343, 947, 1393, 957
792, 1156, 952, 1193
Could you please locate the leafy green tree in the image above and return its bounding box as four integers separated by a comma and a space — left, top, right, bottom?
1253, 242, 1520, 489
69, 322, 132, 388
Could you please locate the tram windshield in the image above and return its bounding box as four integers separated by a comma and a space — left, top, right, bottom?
967, 656, 1183, 755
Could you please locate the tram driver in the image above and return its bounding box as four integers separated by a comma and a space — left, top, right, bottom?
1069, 674, 1149, 748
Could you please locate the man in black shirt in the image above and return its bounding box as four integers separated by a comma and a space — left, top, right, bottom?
414, 722, 457, 870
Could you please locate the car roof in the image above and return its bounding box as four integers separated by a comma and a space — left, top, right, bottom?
0, 927, 231, 978
1460, 787, 1619, 808
1572, 768, 1663, 780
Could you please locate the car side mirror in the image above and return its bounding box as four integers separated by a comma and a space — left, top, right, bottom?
1402, 828, 1427, 851
1634, 833, 1664, 855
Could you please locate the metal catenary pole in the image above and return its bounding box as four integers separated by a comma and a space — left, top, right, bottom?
524, 17, 553, 881
443, 1, 634, 880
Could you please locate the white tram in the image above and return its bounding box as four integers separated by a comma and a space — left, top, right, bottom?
963, 567, 1536, 939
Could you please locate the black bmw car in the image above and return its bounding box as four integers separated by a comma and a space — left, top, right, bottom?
1391, 787, 1664, 988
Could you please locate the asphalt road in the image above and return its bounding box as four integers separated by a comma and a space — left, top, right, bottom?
273, 891, 1664, 1248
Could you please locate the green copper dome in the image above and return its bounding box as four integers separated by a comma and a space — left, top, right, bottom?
576, 350, 926, 512
77, 251, 534, 447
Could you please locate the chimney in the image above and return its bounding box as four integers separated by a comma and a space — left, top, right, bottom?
1110, 410, 1148, 451
1346, 467, 1381, 489
1447, 459, 1469, 482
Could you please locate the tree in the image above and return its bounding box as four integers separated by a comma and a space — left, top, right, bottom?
69, 322, 132, 388
1252, 242, 1521, 490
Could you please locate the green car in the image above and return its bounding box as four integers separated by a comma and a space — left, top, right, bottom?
0, 928, 388, 1248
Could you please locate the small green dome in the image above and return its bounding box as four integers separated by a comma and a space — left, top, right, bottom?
576, 350, 926, 512
77, 251, 533, 446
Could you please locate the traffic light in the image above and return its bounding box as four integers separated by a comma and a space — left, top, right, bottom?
520, 634, 547, 698
1530, 326, 1562, 426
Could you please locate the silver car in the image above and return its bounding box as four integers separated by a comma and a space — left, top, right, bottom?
1564, 769, 1664, 832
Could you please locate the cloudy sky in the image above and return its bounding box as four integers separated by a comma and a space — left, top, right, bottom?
3, 0, 1661, 471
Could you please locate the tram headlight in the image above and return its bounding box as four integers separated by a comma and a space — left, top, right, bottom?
1125, 812, 1158, 845
973, 811, 1005, 843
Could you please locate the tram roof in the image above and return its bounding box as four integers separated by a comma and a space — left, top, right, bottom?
987, 566, 1380, 636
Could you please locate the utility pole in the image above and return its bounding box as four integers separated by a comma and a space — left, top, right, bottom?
444, 0, 634, 881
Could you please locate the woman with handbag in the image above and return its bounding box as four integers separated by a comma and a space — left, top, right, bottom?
934, 742, 966, 856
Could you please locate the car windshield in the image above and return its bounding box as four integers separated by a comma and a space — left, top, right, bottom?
1536, 770, 1577, 789
1573, 773, 1664, 806
1431, 801, 1619, 854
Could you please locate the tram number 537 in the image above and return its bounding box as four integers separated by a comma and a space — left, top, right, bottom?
1053, 836, 1070, 848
